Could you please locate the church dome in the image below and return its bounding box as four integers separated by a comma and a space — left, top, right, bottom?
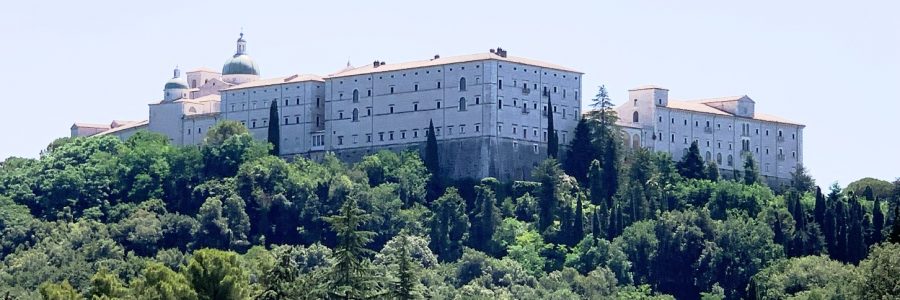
164, 68, 190, 89
222, 32, 259, 76
164, 76, 190, 89
222, 54, 259, 75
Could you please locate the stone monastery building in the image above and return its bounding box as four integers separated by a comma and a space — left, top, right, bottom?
72, 33, 803, 183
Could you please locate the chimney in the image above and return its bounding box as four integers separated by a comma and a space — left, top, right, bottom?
373, 60, 380, 68
434, 54, 440, 60
490, 49, 495, 54
380, 61, 386, 66
496, 47, 507, 58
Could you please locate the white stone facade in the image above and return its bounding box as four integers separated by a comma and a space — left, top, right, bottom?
70, 33, 802, 182
615, 86, 804, 184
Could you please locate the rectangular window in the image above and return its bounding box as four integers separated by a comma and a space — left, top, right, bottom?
414, 84, 418, 91
379, 132, 384, 141
475, 125, 480, 132
337, 136, 344, 145
414, 130, 419, 138
401, 131, 406, 139
414, 103, 418, 111
498, 79, 503, 89
390, 106, 394, 114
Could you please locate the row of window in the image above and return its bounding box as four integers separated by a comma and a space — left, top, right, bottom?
646, 113, 798, 140
227, 84, 322, 97
336, 63, 578, 85
335, 123, 484, 146
229, 97, 323, 112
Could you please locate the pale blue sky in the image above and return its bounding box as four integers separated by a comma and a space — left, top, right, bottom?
1, 0, 897, 186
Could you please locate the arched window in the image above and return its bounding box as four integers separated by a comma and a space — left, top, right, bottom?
459, 97, 467, 111
352, 89, 359, 103
717, 153, 722, 164
459, 77, 467, 91
705, 151, 711, 161
727, 155, 734, 167
352, 108, 359, 122
634, 99, 638, 107
632, 111, 639, 123
632, 134, 640, 149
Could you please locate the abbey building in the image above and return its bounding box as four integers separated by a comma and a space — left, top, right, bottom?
71, 33, 803, 183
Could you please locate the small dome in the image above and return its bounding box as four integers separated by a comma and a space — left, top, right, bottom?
164, 68, 189, 90
222, 54, 260, 75
164, 77, 190, 89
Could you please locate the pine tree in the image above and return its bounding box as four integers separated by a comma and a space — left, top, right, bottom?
563, 119, 594, 184
743, 154, 760, 185
588, 85, 621, 208
872, 197, 885, 245
574, 195, 585, 245
546, 94, 558, 159
391, 235, 422, 300
424, 119, 441, 202
325, 196, 379, 299
676, 141, 705, 180
267, 100, 280, 156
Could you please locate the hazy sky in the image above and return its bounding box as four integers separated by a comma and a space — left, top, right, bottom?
1, 0, 897, 186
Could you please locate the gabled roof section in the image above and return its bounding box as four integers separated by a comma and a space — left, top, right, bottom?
188, 67, 220, 74
96, 120, 149, 136
328, 52, 581, 78
629, 85, 668, 91
666, 100, 732, 116
71, 123, 110, 129
686, 95, 755, 104
175, 94, 221, 104
221, 74, 324, 91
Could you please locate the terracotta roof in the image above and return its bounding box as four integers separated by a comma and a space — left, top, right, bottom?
96, 120, 149, 136
221, 74, 325, 91
665, 100, 803, 126
72, 123, 110, 129
666, 100, 732, 116
752, 113, 803, 126
175, 94, 221, 103
328, 52, 581, 78
188, 67, 219, 73
684, 95, 753, 104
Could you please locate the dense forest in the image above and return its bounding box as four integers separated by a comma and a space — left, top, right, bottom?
1, 87, 899, 300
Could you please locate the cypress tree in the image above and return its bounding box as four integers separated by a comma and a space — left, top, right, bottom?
823, 202, 838, 258
676, 141, 705, 180
814, 186, 827, 227
889, 207, 900, 244
863, 186, 875, 200
573, 196, 585, 244
835, 200, 849, 262
743, 154, 760, 185
429, 188, 469, 262
564, 119, 594, 184
535, 160, 561, 233
848, 198, 866, 263
267, 100, 281, 156
559, 203, 575, 246
424, 120, 441, 202
773, 214, 787, 252
591, 205, 604, 240
588, 160, 603, 206
546, 94, 558, 159
470, 180, 500, 254
705, 161, 720, 181
872, 197, 885, 244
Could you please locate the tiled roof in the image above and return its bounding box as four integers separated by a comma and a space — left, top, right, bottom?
175, 94, 221, 103
328, 52, 581, 78
684, 95, 752, 104
753, 113, 803, 126
188, 67, 219, 73
666, 100, 732, 116
72, 123, 110, 129
96, 120, 149, 136
221, 74, 325, 91
665, 99, 803, 126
